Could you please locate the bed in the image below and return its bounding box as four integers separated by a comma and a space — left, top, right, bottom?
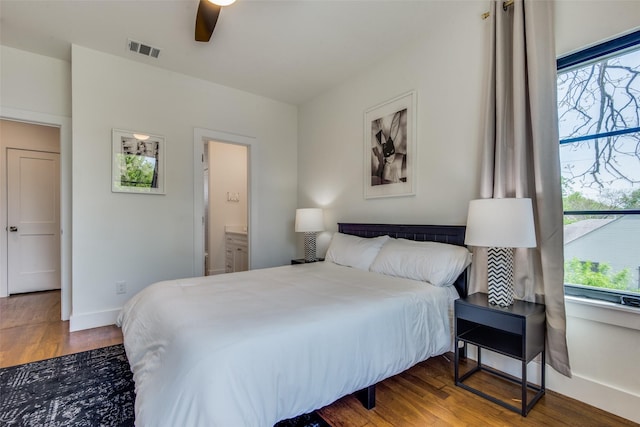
117, 223, 471, 427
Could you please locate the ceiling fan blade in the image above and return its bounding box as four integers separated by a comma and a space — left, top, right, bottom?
195, 0, 221, 42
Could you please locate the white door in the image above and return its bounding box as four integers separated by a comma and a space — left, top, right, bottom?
7, 149, 61, 294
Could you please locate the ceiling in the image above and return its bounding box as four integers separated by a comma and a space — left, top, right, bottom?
0, 1, 461, 105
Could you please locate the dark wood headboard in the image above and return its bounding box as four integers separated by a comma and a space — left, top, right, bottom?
337, 223, 469, 298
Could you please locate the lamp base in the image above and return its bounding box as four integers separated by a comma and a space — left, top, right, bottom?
303, 232, 317, 262
487, 247, 514, 307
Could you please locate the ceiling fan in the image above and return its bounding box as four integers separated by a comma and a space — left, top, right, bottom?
195, 0, 236, 42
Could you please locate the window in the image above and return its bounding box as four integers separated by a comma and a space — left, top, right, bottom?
557, 30, 640, 307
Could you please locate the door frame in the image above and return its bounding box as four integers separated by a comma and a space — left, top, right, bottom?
193, 128, 255, 276
1, 108, 71, 321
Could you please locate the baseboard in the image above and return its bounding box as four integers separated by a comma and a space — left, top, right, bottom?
69, 308, 120, 332
547, 369, 639, 424
466, 348, 639, 424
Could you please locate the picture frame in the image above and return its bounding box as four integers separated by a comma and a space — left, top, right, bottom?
112, 129, 165, 194
364, 91, 416, 199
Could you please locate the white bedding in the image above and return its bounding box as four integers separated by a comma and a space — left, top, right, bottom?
117, 261, 459, 427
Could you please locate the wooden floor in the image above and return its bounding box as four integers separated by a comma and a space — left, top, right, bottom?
1, 290, 636, 426
0, 290, 122, 368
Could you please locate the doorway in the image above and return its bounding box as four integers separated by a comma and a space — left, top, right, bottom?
193, 128, 254, 277
1, 120, 61, 296
204, 141, 249, 275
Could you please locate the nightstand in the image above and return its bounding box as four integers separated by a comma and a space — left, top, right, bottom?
291, 258, 323, 265
454, 292, 546, 416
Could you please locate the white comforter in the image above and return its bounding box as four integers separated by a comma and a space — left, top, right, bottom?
117, 262, 458, 427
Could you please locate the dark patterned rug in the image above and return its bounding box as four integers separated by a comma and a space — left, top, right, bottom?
0, 344, 330, 427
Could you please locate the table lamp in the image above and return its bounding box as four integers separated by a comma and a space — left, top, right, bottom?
464, 198, 537, 306
295, 208, 324, 262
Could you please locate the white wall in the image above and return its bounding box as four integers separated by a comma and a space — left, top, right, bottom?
0, 46, 71, 117
298, 0, 640, 423
209, 141, 248, 275
555, 0, 640, 57
70, 45, 297, 330
298, 0, 487, 253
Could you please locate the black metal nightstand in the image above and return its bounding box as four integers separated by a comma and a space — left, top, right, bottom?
291, 258, 323, 265
454, 292, 546, 416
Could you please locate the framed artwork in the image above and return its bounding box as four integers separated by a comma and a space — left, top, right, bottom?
364, 91, 416, 199
112, 129, 165, 194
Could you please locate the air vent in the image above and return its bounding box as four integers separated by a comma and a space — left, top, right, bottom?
127, 39, 161, 59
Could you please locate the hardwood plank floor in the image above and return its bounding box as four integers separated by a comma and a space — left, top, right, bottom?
0, 290, 122, 368
1, 290, 635, 426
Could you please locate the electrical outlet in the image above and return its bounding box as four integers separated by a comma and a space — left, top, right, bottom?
116, 281, 127, 295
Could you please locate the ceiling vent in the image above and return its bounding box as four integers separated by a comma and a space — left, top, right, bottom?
128, 39, 161, 59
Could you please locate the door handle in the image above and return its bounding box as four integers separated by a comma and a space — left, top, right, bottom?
8, 226, 18, 232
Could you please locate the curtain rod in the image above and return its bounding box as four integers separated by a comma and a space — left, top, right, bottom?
482, 0, 514, 19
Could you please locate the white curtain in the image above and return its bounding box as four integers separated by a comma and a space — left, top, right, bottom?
470, 0, 571, 377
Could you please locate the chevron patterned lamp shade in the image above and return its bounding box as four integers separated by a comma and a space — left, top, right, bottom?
465, 198, 537, 306
295, 208, 324, 262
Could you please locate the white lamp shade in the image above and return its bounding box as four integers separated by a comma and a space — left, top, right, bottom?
464, 198, 537, 248
208, 0, 236, 6
295, 208, 324, 233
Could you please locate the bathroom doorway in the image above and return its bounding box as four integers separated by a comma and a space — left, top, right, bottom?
203, 141, 249, 275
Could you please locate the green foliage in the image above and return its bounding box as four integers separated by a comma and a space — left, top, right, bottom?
562, 187, 639, 224
562, 191, 612, 224
120, 154, 156, 188
563, 191, 611, 211
619, 188, 640, 209
564, 257, 631, 291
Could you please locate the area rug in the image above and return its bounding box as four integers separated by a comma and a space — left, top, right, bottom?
0, 344, 330, 427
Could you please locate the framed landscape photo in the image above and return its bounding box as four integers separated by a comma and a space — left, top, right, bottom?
112, 129, 165, 194
364, 91, 416, 199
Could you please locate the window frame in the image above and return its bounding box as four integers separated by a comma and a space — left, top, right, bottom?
557, 30, 640, 308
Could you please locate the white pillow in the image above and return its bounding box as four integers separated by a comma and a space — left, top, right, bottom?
369, 238, 472, 287
325, 233, 390, 271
